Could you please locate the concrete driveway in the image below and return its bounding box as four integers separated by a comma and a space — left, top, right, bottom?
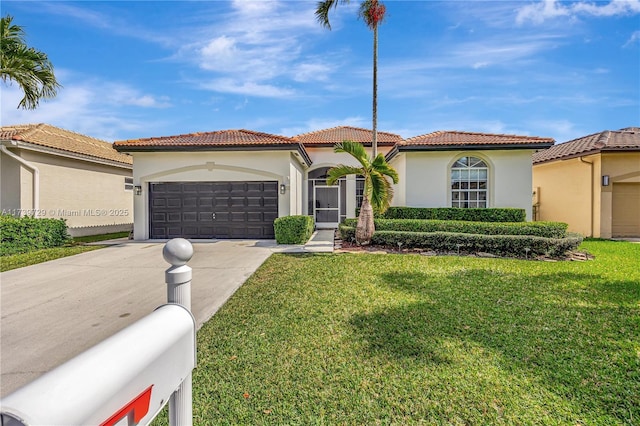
0, 239, 288, 397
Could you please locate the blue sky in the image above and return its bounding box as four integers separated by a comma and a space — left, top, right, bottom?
1, 0, 638, 143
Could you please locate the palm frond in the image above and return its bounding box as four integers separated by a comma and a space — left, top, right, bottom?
315, 0, 340, 29
334, 140, 371, 169
371, 154, 399, 183
1, 14, 60, 109
369, 171, 394, 213
327, 164, 363, 185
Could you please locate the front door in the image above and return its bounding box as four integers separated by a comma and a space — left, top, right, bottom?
314, 185, 340, 228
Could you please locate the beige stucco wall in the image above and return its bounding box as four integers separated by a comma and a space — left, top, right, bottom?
0, 152, 22, 210
1, 148, 133, 230
535, 152, 640, 238
130, 150, 306, 240
532, 154, 600, 237
601, 152, 640, 238
398, 150, 535, 220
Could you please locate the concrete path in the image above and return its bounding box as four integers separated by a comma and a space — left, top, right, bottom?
0, 234, 334, 397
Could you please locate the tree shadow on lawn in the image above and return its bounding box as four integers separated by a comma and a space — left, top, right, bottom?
349, 269, 639, 422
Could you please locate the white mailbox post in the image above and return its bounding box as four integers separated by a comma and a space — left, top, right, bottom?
0, 238, 196, 426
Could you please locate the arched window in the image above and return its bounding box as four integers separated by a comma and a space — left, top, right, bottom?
451, 156, 488, 208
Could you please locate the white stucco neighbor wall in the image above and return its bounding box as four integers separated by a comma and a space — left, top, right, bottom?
131, 151, 306, 240
400, 149, 535, 220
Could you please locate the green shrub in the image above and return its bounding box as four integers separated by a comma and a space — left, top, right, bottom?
338, 225, 582, 258
274, 215, 315, 244
376, 207, 526, 222
343, 218, 568, 238
1, 215, 70, 256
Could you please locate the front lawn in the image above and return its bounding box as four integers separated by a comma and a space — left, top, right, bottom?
0, 232, 127, 272
158, 240, 639, 425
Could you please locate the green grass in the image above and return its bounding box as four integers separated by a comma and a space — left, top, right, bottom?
154, 240, 639, 425
71, 231, 129, 243
0, 231, 128, 271
0, 245, 105, 272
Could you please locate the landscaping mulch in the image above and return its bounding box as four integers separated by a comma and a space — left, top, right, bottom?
333, 230, 594, 261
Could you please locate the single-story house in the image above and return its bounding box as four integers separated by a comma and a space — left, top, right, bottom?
532, 127, 640, 238
0, 123, 134, 237
113, 126, 554, 240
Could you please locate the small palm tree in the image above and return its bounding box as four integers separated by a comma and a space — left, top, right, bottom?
315, 0, 386, 158
1, 14, 61, 110
327, 140, 398, 245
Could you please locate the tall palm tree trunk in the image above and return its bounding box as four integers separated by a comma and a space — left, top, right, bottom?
372, 23, 378, 159
355, 195, 375, 245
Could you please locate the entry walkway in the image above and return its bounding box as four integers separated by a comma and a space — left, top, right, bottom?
303, 229, 336, 253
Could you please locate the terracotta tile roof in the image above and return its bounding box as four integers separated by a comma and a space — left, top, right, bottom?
113, 129, 312, 165
295, 126, 402, 145
114, 129, 301, 148
0, 123, 132, 166
532, 128, 640, 164
403, 130, 555, 148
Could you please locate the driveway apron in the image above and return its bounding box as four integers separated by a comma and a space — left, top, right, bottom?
0, 240, 274, 397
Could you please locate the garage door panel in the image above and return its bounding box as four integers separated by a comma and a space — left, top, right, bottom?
167, 198, 181, 208
183, 212, 198, 222
230, 197, 245, 207
152, 199, 166, 208
150, 181, 278, 239
167, 213, 182, 222
183, 197, 197, 208
264, 212, 278, 222
198, 212, 213, 222
612, 183, 640, 237
197, 197, 213, 207
182, 183, 198, 193
166, 183, 182, 193
263, 197, 278, 207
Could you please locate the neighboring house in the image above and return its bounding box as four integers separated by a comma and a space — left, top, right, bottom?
0, 123, 134, 237
113, 126, 554, 240
533, 127, 640, 238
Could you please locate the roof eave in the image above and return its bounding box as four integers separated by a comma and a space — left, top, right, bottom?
2, 140, 133, 169
533, 146, 640, 165
114, 143, 313, 166
398, 142, 554, 152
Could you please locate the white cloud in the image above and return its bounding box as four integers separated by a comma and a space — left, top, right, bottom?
177, 0, 338, 97
201, 79, 296, 98
624, 30, 640, 46
516, 0, 640, 25
292, 63, 332, 82
0, 73, 170, 141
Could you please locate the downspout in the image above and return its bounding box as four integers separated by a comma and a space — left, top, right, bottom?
0, 144, 40, 212
579, 156, 594, 237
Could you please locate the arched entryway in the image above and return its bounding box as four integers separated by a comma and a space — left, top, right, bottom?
307, 167, 365, 228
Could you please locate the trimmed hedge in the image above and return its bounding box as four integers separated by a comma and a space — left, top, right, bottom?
274, 215, 315, 244
343, 218, 568, 239
377, 207, 526, 222
339, 225, 583, 258
1, 215, 70, 256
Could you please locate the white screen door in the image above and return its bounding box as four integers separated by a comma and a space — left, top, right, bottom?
314, 186, 340, 228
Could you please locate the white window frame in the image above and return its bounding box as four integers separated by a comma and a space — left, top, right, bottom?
450, 156, 489, 208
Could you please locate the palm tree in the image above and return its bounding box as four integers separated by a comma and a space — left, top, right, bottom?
315, 0, 386, 158
1, 14, 61, 110
327, 140, 398, 245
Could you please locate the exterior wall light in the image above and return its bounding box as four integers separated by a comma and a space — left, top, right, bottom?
602, 175, 610, 186
279, 183, 286, 194
134, 185, 142, 195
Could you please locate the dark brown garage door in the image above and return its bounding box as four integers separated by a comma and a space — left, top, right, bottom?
149, 181, 278, 239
